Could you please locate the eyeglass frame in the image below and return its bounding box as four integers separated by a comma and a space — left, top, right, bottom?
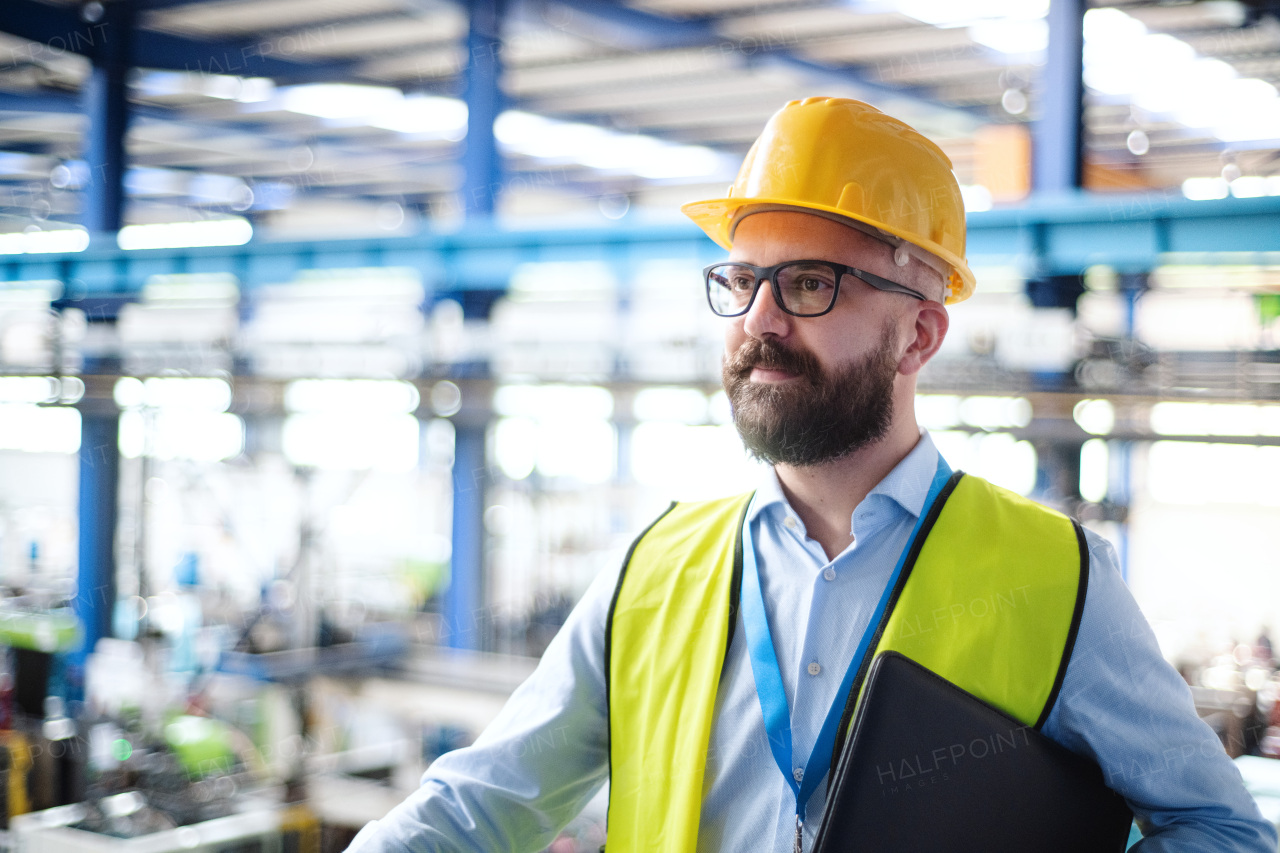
702, 259, 927, 318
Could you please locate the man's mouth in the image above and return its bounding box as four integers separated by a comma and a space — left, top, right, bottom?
749, 364, 800, 382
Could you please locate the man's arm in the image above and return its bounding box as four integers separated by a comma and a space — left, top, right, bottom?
347, 563, 618, 853
1043, 531, 1277, 852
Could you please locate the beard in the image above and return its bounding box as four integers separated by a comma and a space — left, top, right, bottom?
722, 324, 899, 467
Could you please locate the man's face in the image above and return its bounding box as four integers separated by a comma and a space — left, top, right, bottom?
720, 211, 917, 467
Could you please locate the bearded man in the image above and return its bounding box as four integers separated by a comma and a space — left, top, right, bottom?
348, 99, 1275, 852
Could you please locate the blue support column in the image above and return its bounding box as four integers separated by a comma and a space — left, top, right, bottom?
441, 0, 504, 649
1028, 0, 1087, 316
462, 0, 504, 218
81, 2, 133, 235
1034, 0, 1085, 194
72, 410, 120, 690
446, 423, 487, 650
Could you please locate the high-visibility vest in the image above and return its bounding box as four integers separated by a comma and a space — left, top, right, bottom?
604, 471, 1087, 852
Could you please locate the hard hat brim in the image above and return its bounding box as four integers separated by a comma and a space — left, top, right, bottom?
680, 196, 976, 304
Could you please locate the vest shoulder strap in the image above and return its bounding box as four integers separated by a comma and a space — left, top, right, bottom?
605, 493, 751, 853
867, 473, 1088, 729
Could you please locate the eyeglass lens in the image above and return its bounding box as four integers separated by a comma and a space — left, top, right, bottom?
707, 263, 840, 316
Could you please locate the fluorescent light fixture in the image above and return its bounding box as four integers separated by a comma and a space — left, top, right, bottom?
494, 414, 618, 484
896, 0, 1047, 28
1073, 399, 1115, 435
1079, 438, 1109, 503
927, 430, 1038, 496
960, 184, 993, 212
494, 416, 536, 480
279, 84, 467, 138
1150, 401, 1268, 436
895, 0, 1048, 55
1230, 176, 1273, 198
494, 111, 735, 181
533, 417, 615, 482
1146, 440, 1274, 505
709, 390, 733, 425
631, 422, 764, 501
371, 95, 468, 140
1182, 177, 1229, 200
0, 376, 61, 404
493, 384, 613, 420
968, 18, 1048, 54
633, 387, 709, 424
135, 71, 273, 103
0, 403, 80, 453
921, 394, 962, 427
1183, 175, 1280, 200
281, 83, 403, 120
915, 394, 962, 430
113, 377, 232, 412
281, 413, 419, 471
958, 395, 1032, 430
119, 410, 244, 461
1084, 7, 1280, 144
284, 379, 420, 414
0, 228, 90, 255
118, 219, 252, 250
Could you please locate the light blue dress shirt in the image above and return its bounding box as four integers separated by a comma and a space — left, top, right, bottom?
352, 432, 1277, 852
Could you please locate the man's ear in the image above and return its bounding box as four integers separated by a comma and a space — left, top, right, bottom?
897, 301, 949, 376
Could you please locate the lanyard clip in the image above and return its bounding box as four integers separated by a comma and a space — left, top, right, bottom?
794, 814, 803, 853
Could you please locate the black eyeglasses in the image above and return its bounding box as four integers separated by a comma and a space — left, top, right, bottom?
703, 259, 926, 318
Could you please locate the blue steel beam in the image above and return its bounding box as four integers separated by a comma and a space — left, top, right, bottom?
1027, 0, 1086, 312
71, 410, 119, 687
462, 0, 504, 218
1034, 0, 1085, 194
81, 1, 132, 235
446, 424, 487, 650
445, 0, 505, 651
0, 0, 356, 82
2, 193, 1279, 294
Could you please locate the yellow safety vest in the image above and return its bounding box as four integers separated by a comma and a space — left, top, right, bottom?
604, 471, 1086, 852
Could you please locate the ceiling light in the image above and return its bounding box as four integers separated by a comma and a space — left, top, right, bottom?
118, 219, 252, 250
370, 95, 468, 140
281, 83, 403, 120
0, 227, 90, 255
1126, 129, 1150, 156
1084, 8, 1280, 144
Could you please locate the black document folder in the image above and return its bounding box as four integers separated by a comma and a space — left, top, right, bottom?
812, 652, 1133, 853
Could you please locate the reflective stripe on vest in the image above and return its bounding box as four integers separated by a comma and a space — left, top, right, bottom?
604, 473, 1086, 852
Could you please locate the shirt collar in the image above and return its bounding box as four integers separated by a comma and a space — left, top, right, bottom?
746, 430, 942, 527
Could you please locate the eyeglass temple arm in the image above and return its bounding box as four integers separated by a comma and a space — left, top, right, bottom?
849, 267, 927, 301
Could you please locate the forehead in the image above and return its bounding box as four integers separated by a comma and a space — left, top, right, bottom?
728, 210, 892, 268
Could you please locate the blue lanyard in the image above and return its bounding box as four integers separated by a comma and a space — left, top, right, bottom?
739, 456, 953, 839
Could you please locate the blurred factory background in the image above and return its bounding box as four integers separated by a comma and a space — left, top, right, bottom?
1, 0, 1280, 849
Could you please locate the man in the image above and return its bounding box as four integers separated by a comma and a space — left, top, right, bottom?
351, 98, 1276, 851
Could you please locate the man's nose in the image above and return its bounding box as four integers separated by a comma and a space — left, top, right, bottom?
742, 278, 791, 339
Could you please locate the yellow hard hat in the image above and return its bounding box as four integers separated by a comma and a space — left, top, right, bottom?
681, 96, 975, 304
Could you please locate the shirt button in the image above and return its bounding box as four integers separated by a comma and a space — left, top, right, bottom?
784, 517, 798, 530
823, 567, 836, 582
793, 767, 804, 782
808, 661, 821, 676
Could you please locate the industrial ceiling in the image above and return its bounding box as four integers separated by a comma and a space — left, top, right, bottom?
1, 0, 1279, 237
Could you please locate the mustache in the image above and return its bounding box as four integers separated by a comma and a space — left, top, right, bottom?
724, 337, 821, 381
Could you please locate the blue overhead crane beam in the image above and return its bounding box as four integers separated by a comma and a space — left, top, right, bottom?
3, 193, 1279, 295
